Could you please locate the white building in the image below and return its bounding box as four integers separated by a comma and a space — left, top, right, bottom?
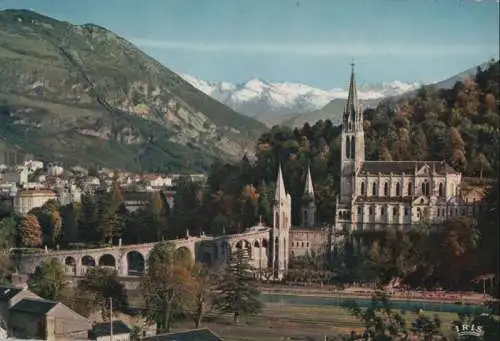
1, 167, 29, 185
13, 189, 57, 215
46, 162, 63, 177
23, 160, 44, 174
335, 65, 476, 232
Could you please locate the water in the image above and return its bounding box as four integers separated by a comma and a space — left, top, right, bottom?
261, 293, 490, 314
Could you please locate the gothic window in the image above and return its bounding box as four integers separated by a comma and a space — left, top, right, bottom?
350, 137, 355, 159
396, 183, 401, 196
357, 206, 361, 214
345, 136, 351, 158
369, 207, 374, 215
275, 212, 279, 228
404, 208, 409, 216
426, 182, 430, 196
393, 207, 397, 216
301, 242, 304, 247
384, 182, 389, 196
437, 209, 440, 217
421, 183, 426, 195
360, 182, 365, 196
348, 122, 352, 130
381, 207, 385, 216
372, 182, 377, 196
408, 182, 413, 196
438, 183, 444, 197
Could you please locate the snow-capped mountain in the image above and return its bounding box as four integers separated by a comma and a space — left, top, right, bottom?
181, 74, 422, 125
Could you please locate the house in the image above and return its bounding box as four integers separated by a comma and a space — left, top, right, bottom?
8, 298, 90, 340
89, 320, 132, 341
0, 285, 40, 326
13, 188, 57, 215
1, 166, 29, 185
141, 328, 222, 341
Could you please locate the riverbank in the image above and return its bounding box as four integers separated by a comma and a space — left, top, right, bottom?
259, 284, 492, 305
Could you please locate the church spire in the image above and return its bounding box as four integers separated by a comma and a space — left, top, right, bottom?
303, 166, 314, 199
345, 62, 360, 122
275, 163, 287, 201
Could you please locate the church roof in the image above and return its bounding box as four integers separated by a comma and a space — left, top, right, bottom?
359, 161, 457, 175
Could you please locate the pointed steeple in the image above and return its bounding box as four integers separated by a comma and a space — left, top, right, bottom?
303, 166, 314, 199
275, 163, 287, 201
345, 62, 360, 122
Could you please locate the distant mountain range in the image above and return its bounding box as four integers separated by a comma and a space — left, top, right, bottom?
181, 74, 422, 126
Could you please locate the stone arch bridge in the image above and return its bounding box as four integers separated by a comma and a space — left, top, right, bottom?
13, 225, 271, 278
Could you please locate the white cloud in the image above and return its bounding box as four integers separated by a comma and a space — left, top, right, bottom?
131, 39, 497, 57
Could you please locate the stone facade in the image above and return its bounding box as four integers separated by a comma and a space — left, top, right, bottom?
335, 65, 481, 232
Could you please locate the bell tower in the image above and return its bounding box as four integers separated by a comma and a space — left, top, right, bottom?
271, 164, 291, 279
336, 64, 365, 231
301, 166, 316, 228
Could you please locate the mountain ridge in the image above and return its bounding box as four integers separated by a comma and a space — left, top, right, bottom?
0, 9, 267, 172
181, 73, 422, 126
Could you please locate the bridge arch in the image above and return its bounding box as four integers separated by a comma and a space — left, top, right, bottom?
81, 255, 96, 267
64, 256, 77, 275
125, 251, 145, 276
98, 254, 116, 267
174, 246, 193, 267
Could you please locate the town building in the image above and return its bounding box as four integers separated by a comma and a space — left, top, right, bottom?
13, 188, 57, 215
89, 320, 132, 341
141, 328, 222, 341
0, 286, 41, 328
8, 298, 90, 340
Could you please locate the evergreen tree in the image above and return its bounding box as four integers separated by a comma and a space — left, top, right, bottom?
60, 203, 81, 245
28, 257, 67, 300
96, 192, 122, 243
213, 248, 263, 323
0, 216, 18, 249
79, 194, 98, 243
18, 214, 42, 247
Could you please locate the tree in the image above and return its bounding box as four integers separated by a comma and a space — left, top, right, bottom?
0, 254, 14, 285
213, 248, 263, 323
344, 290, 444, 340
142, 241, 194, 333
189, 263, 215, 329
77, 267, 128, 321
28, 258, 67, 300
0, 216, 18, 249
79, 195, 98, 243
18, 214, 42, 247
96, 192, 123, 243
473, 153, 491, 179
60, 203, 81, 245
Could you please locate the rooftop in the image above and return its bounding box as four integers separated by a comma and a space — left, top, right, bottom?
90, 320, 131, 338
10, 298, 57, 315
359, 161, 457, 175
141, 328, 222, 341
0, 285, 22, 301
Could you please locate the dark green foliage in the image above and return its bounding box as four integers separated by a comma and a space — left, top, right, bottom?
77, 267, 128, 321
0, 215, 18, 249
213, 248, 263, 323
28, 257, 67, 300
344, 290, 444, 341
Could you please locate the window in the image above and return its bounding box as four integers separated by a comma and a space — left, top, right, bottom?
437, 209, 440, 217
360, 182, 365, 196
393, 207, 397, 216
404, 208, 409, 216
408, 183, 413, 196
357, 206, 361, 214
372, 182, 377, 196
384, 182, 389, 196
421, 183, 426, 195
438, 183, 444, 197
345, 136, 351, 158
351, 138, 355, 158
396, 183, 401, 196
381, 207, 385, 216
369, 207, 374, 215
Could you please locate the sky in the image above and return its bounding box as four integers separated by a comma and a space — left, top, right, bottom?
0, 0, 498, 88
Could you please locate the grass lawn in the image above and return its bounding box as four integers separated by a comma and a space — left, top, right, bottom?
169, 302, 461, 341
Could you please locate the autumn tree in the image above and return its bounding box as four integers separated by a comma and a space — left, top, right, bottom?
449, 127, 467, 171
189, 263, 215, 329
28, 257, 67, 300
77, 267, 128, 321
18, 214, 42, 247
213, 248, 263, 324
142, 241, 194, 333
